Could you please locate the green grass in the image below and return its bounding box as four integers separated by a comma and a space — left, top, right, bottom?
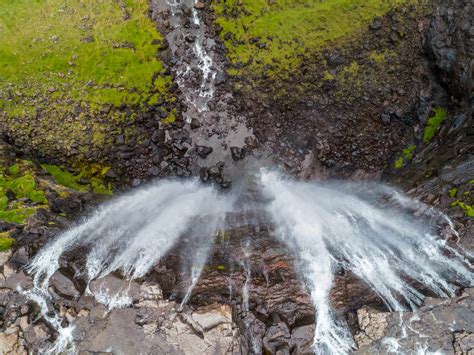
212, 0, 409, 76
0, 0, 175, 163
0, 232, 14, 252
43, 164, 113, 195
0, 0, 170, 108
423, 108, 447, 143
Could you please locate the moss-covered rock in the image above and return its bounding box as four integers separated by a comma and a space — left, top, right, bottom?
212, 0, 417, 79
0, 231, 14, 252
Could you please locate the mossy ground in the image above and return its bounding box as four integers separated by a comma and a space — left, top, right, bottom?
212, 0, 411, 77
0, 155, 112, 226
0, 231, 14, 252
0, 0, 175, 167
449, 181, 474, 218
394, 144, 416, 169
423, 108, 447, 143
0, 160, 49, 224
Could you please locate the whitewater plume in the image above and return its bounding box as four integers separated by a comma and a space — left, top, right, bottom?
260, 170, 473, 354
28, 178, 233, 290
24, 170, 473, 354
24, 178, 233, 353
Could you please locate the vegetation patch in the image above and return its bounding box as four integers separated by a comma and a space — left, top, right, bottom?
212, 0, 410, 77
0, 0, 175, 163
43, 164, 113, 195
0, 231, 14, 252
451, 201, 474, 218
394, 144, 416, 169
0, 161, 48, 224
448, 180, 473, 218
423, 108, 447, 143
0, 154, 113, 225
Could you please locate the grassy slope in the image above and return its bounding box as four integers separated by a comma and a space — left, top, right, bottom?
0, 0, 173, 162
212, 0, 410, 77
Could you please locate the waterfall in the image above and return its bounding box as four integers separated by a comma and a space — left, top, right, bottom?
260, 170, 473, 354
23, 171, 473, 354
25, 179, 234, 352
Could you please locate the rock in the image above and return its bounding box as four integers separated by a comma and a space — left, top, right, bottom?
132, 178, 141, 187
427, 0, 474, 99
49, 270, 80, 300
0, 250, 12, 269
196, 145, 213, 159
354, 306, 389, 347
370, 17, 383, 31
0, 325, 22, 354
454, 331, 474, 354
194, 1, 205, 10
327, 52, 345, 68
215, 72, 226, 85
355, 288, 474, 354
230, 146, 245, 161
136, 282, 163, 310
380, 113, 391, 124
290, 324, 315, 354
262, 321, 291, 354
191, 304, 232, 331
190, 118, 202, 130
146, 166, 160, 177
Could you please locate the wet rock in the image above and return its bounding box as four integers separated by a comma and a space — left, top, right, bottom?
290, 324, 315, 354
196, 145, 213, 159
262, 321, 291, 354
355, 288, 474, 354
230, 146, 245, 161
49, 270, 80, 300
190, 118, 202, 130
89, 275, 141, 306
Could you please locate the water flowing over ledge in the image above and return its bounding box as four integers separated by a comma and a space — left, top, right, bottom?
25, 171, 473, 354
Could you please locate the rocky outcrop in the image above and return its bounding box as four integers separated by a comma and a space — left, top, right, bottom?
354, 289, 474, 354
427, 0, 474, 102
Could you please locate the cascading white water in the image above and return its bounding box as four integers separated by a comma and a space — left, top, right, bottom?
26, 178, 234, 352
165, 0, 217, 115
260, 170, 473, 354
24, 170, 473, 354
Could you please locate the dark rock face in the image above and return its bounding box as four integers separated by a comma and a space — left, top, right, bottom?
427, 0, 474, 101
